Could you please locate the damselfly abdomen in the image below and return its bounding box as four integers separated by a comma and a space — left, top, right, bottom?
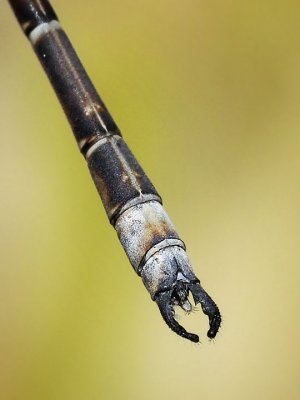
8, 0, 221, 343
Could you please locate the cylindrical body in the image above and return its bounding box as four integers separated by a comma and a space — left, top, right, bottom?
8, 0, 188, 282
8, 0, 221, 342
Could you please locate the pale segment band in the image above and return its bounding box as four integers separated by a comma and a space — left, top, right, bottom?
29, 20, 61, 44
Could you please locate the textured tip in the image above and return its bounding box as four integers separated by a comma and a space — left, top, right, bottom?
188, 283, 221, 339
156, 291, 199, 343
154, 277, 221, 343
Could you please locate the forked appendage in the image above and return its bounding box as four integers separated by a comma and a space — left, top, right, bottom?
156, 280, 221, 343
140, 246, 221, 343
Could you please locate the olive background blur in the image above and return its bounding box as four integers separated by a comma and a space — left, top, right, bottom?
1, 1, 299, 399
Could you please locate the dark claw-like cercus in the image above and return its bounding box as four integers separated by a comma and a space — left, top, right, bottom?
139, 244, 221, 343
156, 281, 221, 343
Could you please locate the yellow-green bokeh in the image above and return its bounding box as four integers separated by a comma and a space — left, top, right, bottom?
1, 1, 300, 399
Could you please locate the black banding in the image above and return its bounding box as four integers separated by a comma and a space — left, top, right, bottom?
8, 0, 58, 36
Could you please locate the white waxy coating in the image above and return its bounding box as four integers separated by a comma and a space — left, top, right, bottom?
115, 201, 184, 271
29, 20, 61, 44
142, 237, 185, 267
140, 246, 196, 298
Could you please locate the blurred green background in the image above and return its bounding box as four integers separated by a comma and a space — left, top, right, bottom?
1, 1, 300, 399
